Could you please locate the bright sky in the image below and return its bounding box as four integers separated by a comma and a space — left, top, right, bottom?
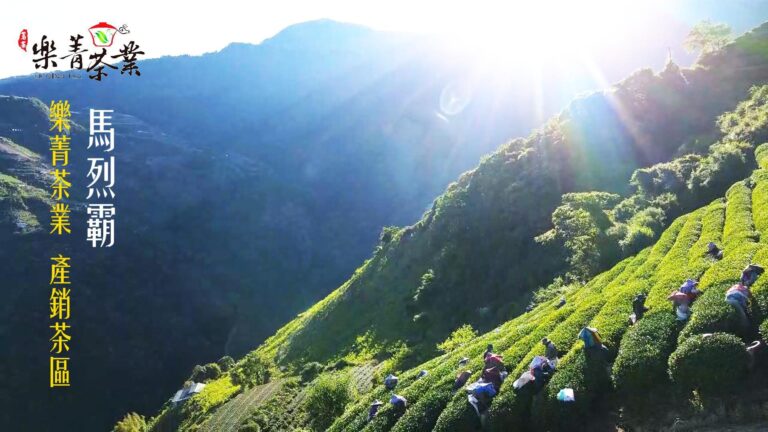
1, 0, 766, 79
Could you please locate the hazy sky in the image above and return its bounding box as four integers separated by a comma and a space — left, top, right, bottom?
2, 0, 767, 79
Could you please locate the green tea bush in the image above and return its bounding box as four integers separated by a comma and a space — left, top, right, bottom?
326, 393, 381, 432
668, 333, 748, 395
761, 318, 768, 340
481, 305, 579, 429
756, 143, 768, 169
750, 247, 768, 332
331, 314, 528, 430
361, 398, 404, 431
389, 386, 455, 432
685, 200, 726, 265
723, 183, 758, 244
366, 368, 461, 432
530, 346, 610, 432
612, 312, 679, 398
429, 387, 479, 432
697, 244, 759, 288
751, 170, 768, 234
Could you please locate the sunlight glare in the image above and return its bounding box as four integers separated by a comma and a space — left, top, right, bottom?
438, 0, 650, 71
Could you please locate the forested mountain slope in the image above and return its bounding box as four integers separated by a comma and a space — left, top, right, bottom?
254, 22, 768, 368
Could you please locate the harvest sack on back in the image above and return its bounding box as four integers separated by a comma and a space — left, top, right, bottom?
557, 388, 575, 402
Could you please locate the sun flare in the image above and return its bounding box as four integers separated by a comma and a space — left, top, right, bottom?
436, 0, 652, 71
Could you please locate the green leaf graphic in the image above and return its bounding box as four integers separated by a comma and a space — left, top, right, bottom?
96, 31, 109, 44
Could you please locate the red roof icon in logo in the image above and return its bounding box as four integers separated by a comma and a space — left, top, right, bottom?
89, 22, 118, 47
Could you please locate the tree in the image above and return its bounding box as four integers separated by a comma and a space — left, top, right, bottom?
300, 362, 324, 383
412, 269, 436, 305
540, 192, 622, 281
231, 353, 272, 388
190, 365, 206, 382
379, 226, 400, 244
189, 362, 222, 382
436, 324, 478, 353
684, 20, 732, 54
112, 413, 147, 432
217, 355, 235, 372
303, 372, 355, 431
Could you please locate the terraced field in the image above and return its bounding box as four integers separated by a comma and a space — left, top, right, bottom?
200, 379, 283, 432
325, 148, 768, 432
197, 362, 380, 432
350, 362, 379, 394
276, 362, 380, 430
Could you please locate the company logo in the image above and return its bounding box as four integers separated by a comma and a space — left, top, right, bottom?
18, 23, 145, 81
89, 22, 118, 47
